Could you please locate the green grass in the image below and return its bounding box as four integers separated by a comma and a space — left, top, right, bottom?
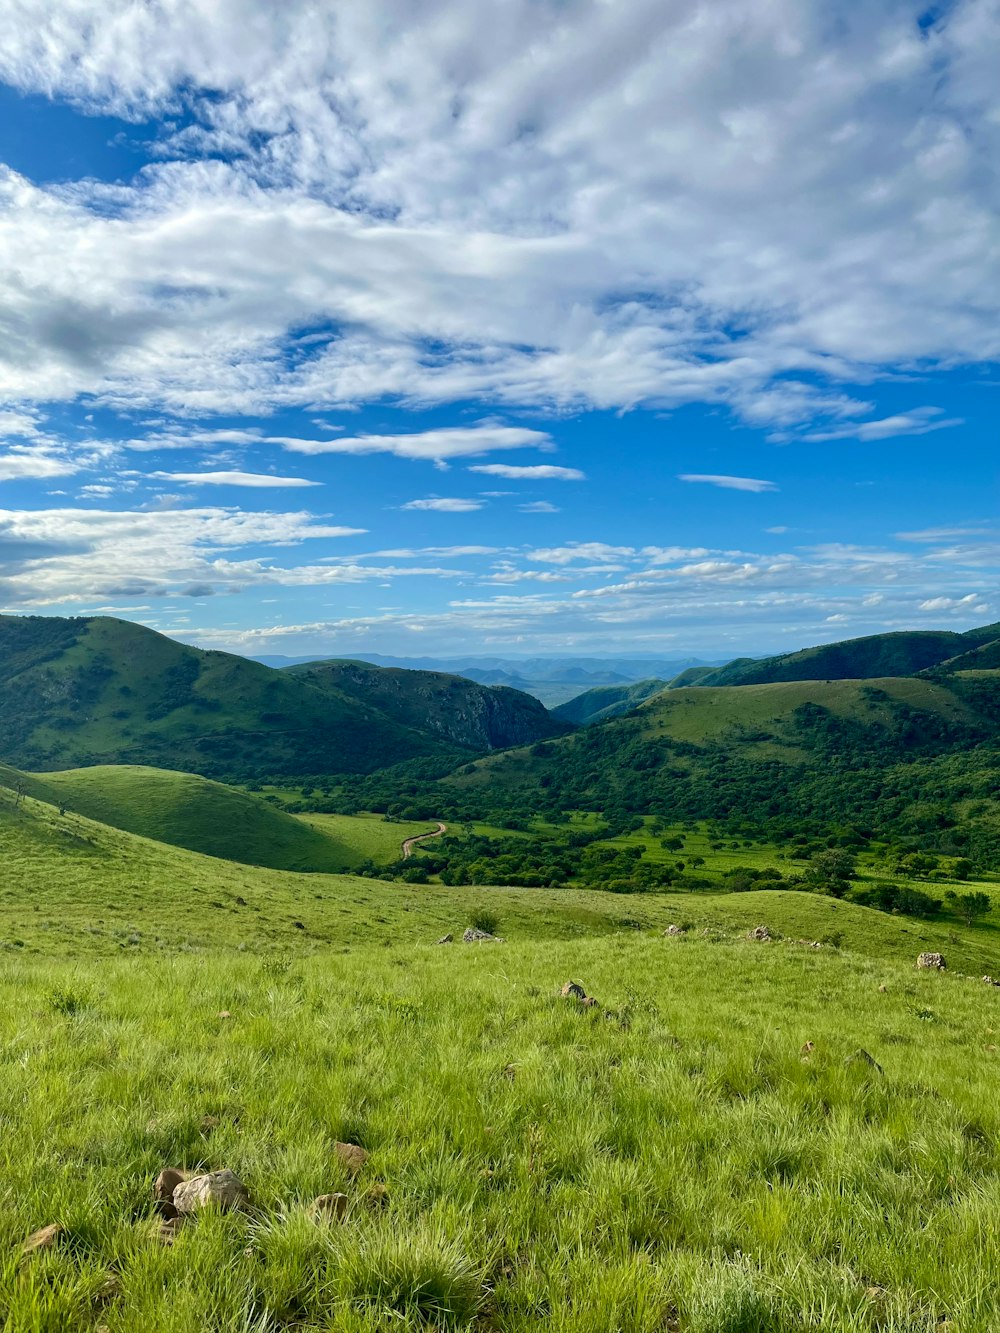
4, 934, 1000, 1330
5, 778, 1000, 1328
12, 765, 358, 874
293, 812, 444, 868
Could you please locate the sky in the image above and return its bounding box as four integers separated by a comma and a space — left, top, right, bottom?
0, 0, 998, 660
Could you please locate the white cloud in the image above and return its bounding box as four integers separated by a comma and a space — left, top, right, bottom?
918, 593, 982, 612
272, 425, 551, 466
400, 497, 484, 512
0, 452, 80, 481
0, 3, 995, 427
804, 407, 964, 443
468, 464, 584, 480
519, 500, 560, 513
678, 474, 778, 493
154, 470, 321, 488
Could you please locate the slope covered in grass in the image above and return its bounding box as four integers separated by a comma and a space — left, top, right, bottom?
19, 765, 363, 873
4, 929, 1000, 1330
691, 622, 1000, 687
552, 677, 667, 725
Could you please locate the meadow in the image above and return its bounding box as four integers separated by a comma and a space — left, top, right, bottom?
4, 932, 1000, 1331
5, 778, 1000, 1329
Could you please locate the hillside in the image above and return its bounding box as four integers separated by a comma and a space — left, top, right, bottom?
6, 764, 364, 873
690, 623, 1000, 687
285, 659, 569, 750
0, 614, 562, 779
552, 677, 667, 725
414, 670, 1000, 865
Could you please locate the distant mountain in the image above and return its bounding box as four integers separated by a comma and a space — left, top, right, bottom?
253, 651, 724, 706
686, 625, 1000, 688
552, 678, 669, 726
0, 614, 566, 779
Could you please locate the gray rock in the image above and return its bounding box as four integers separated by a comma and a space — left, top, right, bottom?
435, 933, 453, 944
747, 925, 772, 942
172, 1169, 250, 1215
916, 952, 946, 970
983, 975, 1000, 987
664, 925, 686, 936
463, 927, 501, 942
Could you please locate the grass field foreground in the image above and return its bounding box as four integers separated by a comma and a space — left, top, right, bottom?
3, 935, 1000, 1331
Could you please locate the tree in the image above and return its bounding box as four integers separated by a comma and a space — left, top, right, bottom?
945, 890, 992, 927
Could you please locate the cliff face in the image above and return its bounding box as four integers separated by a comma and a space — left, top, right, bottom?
287, 662, 572, 750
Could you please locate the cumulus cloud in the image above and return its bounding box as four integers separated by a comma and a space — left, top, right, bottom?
678, 474, 779, 493
154, 470, 321, 487
0, 452, 81, 481
0, 2, 996, 427
400, 497, 484, 512
468, 464, 584, 480
519, 500, 560, 513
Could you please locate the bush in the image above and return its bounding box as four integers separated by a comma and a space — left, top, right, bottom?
470, 908, 500, 935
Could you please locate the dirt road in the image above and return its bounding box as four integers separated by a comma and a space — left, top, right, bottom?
401, 821, 447, 858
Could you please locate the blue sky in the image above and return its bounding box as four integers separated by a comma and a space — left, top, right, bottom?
0, 0, 997, 658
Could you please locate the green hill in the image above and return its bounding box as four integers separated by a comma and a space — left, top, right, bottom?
552, 678, 667, 726
286, 658, 569, 750
0, 614, 563, 779
6, 764, 359, 873
690, 623, 1000, 687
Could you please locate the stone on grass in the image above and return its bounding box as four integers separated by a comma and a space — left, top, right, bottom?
155, 1216, 185, 1245
983, 976, 1000, 988
435, 933, 453, 944
21, 1224, 61, 1255
799, 1041, 815, 1058
664, 925, 686, 936
560, 980, 598, 1007
747, 925, 772, 942
333, 1141, 368, 1176
917, 952, 945, 970
463, 927, 501, 942
311, 1193, 348, 1222
172, 1169, 250, 1215
154, 1167, 188, 1202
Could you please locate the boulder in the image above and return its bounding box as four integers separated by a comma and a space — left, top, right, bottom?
172, 1169, 250, 1215
916, 952, 945, 970
747, 925, 772, 942
333, 1141, 368, 1176
664, 925, 686, 936
799, 1041, 815, 1058
983, 976, 1000, 988
463, 927, 500, 942
311, 1192, 348, 1221
560, 980, 598, 1007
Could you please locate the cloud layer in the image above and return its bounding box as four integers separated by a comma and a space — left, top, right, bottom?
0, 1, 996, 432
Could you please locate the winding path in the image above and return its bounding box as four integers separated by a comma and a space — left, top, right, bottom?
401, 821, 447, 859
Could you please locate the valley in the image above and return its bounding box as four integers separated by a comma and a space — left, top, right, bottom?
3, 612, 1000, 1331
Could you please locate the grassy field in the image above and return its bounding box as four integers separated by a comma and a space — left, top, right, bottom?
4, 934, 1000, 1331
293, 812, 445, 869
6, 778, 1000, 1328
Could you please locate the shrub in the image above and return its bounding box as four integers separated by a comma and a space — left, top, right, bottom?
470, 908, 500, 935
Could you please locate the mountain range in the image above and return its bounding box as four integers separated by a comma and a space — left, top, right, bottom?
0, 614, 567, 779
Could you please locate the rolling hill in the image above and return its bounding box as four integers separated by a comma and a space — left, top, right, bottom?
0, 614, 565, 779
2, 763, 361, 873
552, 678, 668, 725
688, 623, 1000, 688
